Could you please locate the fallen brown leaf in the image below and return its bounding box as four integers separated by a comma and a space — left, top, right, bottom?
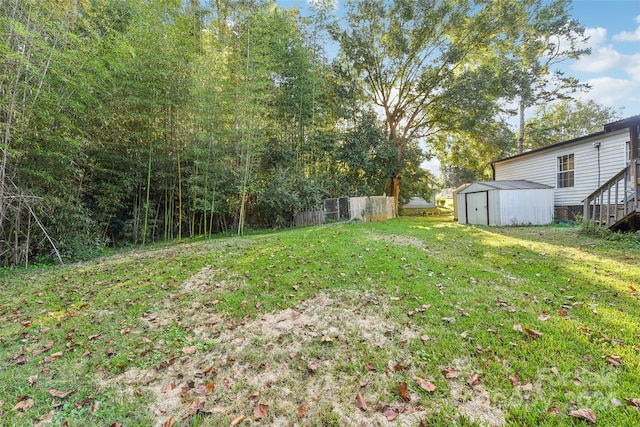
513, 323, 523, 333
624, 398, 640, 407
48, 389, 74, 398
182, 346, 196, 355
420, 334, 430, 342
205, 382, 215, 392
521, 383, 533, 392
43, 351, 63, 363
524, 328, 542, 339
414, 376, 436, 392
467, 373, 480, 387
604, 354, 622, 367
182, 400, 211, 420
356, 394, 367, 411
43, 342, 54, 351
253, 403, 269, 419
297, 404, 309, 417
383, 409, 398, 421
162, 416, 175, 427
441, 367, 459, 379
27, 375, 38, 385
547, 407, 560, 416
230, 415, 245, 426
569, 408, 596, 423
307, 361, 320, 372
398, 382, 410, 402
509, 375, 519, 387
35, 410, 55, 426
161, 383, 176, 393
12, 397, 34, 411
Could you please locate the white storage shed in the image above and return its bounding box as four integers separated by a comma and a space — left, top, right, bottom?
457, 180, 554, 226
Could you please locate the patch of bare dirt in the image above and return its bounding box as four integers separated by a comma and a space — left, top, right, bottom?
99, 267, 504, 426
447, 358, 506, 427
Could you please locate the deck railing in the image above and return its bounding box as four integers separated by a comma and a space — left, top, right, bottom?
583, 165, 631, 228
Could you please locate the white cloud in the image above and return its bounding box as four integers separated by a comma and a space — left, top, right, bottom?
572, 44, 624, 73
583, 27, 608, 49
579, 77, 640, 107
613, 14, 640, 41
624, 53, 640, 82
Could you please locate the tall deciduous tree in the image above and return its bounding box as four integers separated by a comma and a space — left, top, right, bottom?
524, 99, 622, 149
331, 0, 518, 212
505, 0, 591, 154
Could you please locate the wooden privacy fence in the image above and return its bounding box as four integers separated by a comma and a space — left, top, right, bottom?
294, 196, 395, 227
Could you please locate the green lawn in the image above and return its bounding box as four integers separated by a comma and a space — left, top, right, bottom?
1, 217, 639, 426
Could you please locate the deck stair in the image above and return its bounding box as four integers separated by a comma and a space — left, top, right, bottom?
583, 164, 640, 231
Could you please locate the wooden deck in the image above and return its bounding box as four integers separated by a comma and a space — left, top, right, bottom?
583, 162, 640, 231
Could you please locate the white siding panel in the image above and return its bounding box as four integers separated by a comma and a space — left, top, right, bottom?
496, 189, 554, 225
495, 129, 629, 206
457, 193, 467, 224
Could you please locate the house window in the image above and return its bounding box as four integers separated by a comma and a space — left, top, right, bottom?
557, 154, 574, 188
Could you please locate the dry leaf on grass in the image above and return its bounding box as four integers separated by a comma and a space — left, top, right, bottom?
230, 415, 245, 426
383, 409, 398, 421
467, 373, 480, 387
414, 376, 436, 392
509, 375, 519, 387
398, 382, 410, 402
625, 398, 640, 407
162, 416, 175, 427
604, 354, 622, 367
569, 408, 596, 423
441, 367, 459, 379
307, 361, 320, 372
513, 324, 523, 333
356, 394, 368, 411
297, 404, 309, 417
35, 410, 55, 426
182, 346, 196, 355
253, 404, 269, 419
48, 389, 74, 398
12, 397, 34, 411
524, 328, 542, 339
27, 375, 38, 385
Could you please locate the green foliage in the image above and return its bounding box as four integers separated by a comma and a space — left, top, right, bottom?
525, 99, 623, 149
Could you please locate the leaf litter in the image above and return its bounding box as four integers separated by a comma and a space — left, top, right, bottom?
96, 266, 508, 426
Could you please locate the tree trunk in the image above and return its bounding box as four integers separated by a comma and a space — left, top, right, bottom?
518, 97, 525, 154
389, 174, 400, 217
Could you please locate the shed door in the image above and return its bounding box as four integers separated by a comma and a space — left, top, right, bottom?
466, 192, 488, 225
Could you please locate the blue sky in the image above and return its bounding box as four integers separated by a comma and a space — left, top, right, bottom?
276, 0, 640, 117
567, 0, 640, 116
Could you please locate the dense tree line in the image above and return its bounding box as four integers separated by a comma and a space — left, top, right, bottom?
1, 0, 589, 265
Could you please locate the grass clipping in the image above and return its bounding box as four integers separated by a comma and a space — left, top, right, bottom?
101, 266, 505, 426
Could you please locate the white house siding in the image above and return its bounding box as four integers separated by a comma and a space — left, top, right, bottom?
494, 129, 629, 207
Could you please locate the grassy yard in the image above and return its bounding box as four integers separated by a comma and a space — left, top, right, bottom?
1, 217, 639, 426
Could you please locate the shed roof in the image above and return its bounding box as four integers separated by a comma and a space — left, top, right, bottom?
459, 180, 553, 193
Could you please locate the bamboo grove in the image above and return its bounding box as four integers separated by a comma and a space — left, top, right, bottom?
0, 0, 589, 265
